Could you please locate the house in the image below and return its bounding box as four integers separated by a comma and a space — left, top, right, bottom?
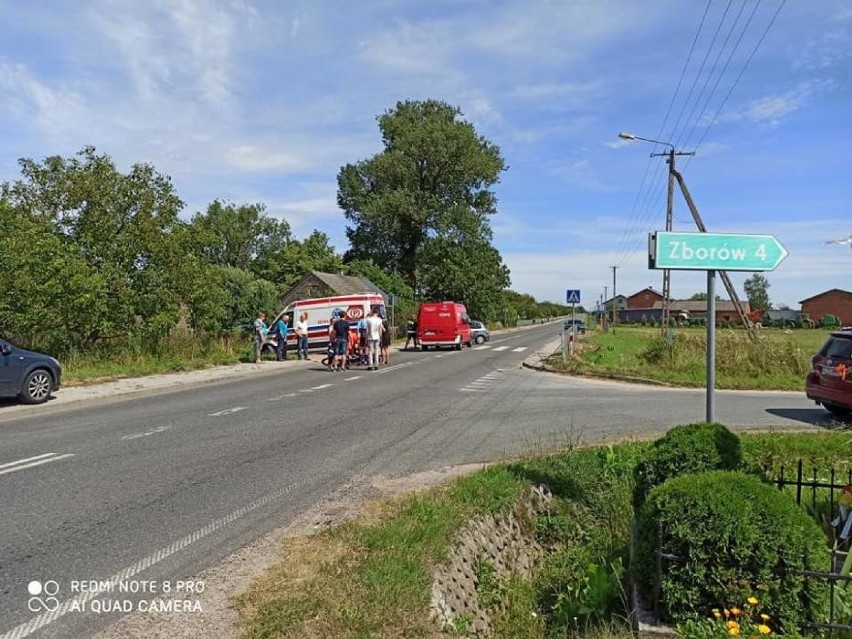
650, 299, 752, 325
625, 287, 667, 310
602, 295, 628, 312
799, 288, 852, 324
279, 271, 387, 308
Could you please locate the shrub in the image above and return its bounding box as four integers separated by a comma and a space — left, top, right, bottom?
635, 471, 828, 632
633, 423, 741, 508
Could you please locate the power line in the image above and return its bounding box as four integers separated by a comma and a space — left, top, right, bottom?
679, 0, 763, 150
687, 0, 788, 159
613, 0, 714, 266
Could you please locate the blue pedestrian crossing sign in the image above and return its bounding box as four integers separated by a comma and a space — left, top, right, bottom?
566, 289, 581, 305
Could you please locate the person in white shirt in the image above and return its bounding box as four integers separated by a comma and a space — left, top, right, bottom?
365, 308, 384, 370
295, 313, 310, 360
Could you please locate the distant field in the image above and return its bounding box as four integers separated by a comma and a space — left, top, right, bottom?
553, 325, 832, 391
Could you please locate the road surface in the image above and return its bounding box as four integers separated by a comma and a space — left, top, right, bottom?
0, 322, 827, 638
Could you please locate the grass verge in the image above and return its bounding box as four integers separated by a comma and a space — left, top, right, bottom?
234, 431, 848, 638
552, 326, 832, 391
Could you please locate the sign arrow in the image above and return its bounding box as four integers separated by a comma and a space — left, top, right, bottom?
650, 231, 788, 272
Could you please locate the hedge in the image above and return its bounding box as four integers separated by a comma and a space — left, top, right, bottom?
635, 471, 828, 632
632, 422, 741, 508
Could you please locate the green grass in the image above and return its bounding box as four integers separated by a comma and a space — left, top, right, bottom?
555, 326, 833, 390
234, 431, 847, 639
60, 333, 253, 384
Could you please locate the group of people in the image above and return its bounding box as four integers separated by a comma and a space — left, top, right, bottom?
252, 308, 390, 369
327, 307, 389, 371
252, 311, 311, 364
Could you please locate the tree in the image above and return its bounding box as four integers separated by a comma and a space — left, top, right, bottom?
689, 292, 708, 301
255, 230, 343, 289
416, 237, 509, 320
337, 99, 507, 296
1, 147, 188, 348
743, 274, 771, 312
189, 200, 292, 272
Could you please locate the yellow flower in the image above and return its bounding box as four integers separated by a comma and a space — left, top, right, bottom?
729, 626, 740, 636
747, 597, 759, 606
724, 608, 731, 618
757, 624, 771, 634
727, 620, 740, 629
731, 607, 742, 617
713, 610, 722, 619
760, 614, 770, 622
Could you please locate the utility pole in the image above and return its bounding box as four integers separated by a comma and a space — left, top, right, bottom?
651, 146, 694, 335
603, 286, 609, 332
610, 266, 619, 326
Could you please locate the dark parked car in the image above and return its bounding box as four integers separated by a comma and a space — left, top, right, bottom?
470, 320, 490, 344
0, 339, 62, 404
563, 319, 586, 335
805, 329, 852, 419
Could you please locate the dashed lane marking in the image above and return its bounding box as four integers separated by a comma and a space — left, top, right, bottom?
492, 346, 509, 351
208, 406, 247, 417
511, 346, 528, 352
121, 426, 170, 441
310, 384, 333, 390
0, 453, 75, 477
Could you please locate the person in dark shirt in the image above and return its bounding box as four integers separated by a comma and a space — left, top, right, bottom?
330, 313, 351, 372
404, 320, 418, 350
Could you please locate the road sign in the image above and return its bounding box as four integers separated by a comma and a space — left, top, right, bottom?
566, 289, 581, 304
649, 231, 788, 272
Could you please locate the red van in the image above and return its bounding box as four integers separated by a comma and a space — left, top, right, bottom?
417, 302, 472, 350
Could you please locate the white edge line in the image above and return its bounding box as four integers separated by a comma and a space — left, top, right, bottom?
345, 376, 362, 381
0, 454, 74, 477
0, 452, 57, 470
310, 384, 333, 390
0, 466, 349, 639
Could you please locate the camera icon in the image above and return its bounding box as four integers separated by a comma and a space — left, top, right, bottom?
27, 581, 60, 613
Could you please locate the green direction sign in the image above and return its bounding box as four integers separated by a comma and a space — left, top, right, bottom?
650, 231, 788, 272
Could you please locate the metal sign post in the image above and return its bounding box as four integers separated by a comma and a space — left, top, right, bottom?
565, 290, 581, 358
649, 232, 787, 424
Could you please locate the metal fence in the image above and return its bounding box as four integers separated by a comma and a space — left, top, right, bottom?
650, 462, 852, 634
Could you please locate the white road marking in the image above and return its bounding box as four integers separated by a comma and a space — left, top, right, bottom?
492, 346, 509, 351
474, 346, 491, 350
434, 354, 444, 358
121, 426, 170, 441
0, 453, 75, 477
267, 392, 298, 401
376, 362, 414, 374
0, 453, 56, 470
208, 406, 247, 417
0, 461, 369, 639
345, 376, 362, 381
310, 384, 333, 390
459, 388, 481, 392
511, 346, 528, 352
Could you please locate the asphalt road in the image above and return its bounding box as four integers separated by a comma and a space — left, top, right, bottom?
0, 322, 829, 639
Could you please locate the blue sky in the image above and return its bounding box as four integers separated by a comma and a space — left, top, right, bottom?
1, 0, 850, 308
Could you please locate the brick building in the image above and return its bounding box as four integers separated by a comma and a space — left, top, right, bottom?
625, 287, 666, 310
799, 288, 852, 324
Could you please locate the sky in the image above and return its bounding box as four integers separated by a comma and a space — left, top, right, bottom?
1, 0, 850, 308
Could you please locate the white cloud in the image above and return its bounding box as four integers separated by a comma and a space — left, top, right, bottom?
711, 80, 834, 127
228, 145, 306, 172
550, 159, 614, 192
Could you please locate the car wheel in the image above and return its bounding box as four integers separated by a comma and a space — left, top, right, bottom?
421, 345, 429, 351
20, 369, 53, 404
474, 335, 485, 344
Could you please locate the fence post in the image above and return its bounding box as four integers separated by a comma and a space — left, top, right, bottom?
654, 521, 663, 620
796, 459, 803, 505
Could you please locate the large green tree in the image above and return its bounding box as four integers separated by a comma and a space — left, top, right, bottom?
337, 99, 508, 303
743, 274, 771, 312
1, 147, 188, 350
188, 200, 292, 272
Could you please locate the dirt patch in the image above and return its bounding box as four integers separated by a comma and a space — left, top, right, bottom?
92, 463, 486, 639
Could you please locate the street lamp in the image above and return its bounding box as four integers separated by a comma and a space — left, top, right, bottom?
618, 132, 674, 151
618, 131, 687, 332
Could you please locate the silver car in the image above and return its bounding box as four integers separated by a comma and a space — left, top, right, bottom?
470, 320, 490, 344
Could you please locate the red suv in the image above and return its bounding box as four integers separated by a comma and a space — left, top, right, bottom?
806, 329, 852, 419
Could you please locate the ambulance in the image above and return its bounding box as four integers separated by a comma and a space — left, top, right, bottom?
266, 293, 386, 351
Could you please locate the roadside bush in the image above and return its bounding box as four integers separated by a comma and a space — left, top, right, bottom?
633, 423, 741, 508
635, 471, 828, 632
